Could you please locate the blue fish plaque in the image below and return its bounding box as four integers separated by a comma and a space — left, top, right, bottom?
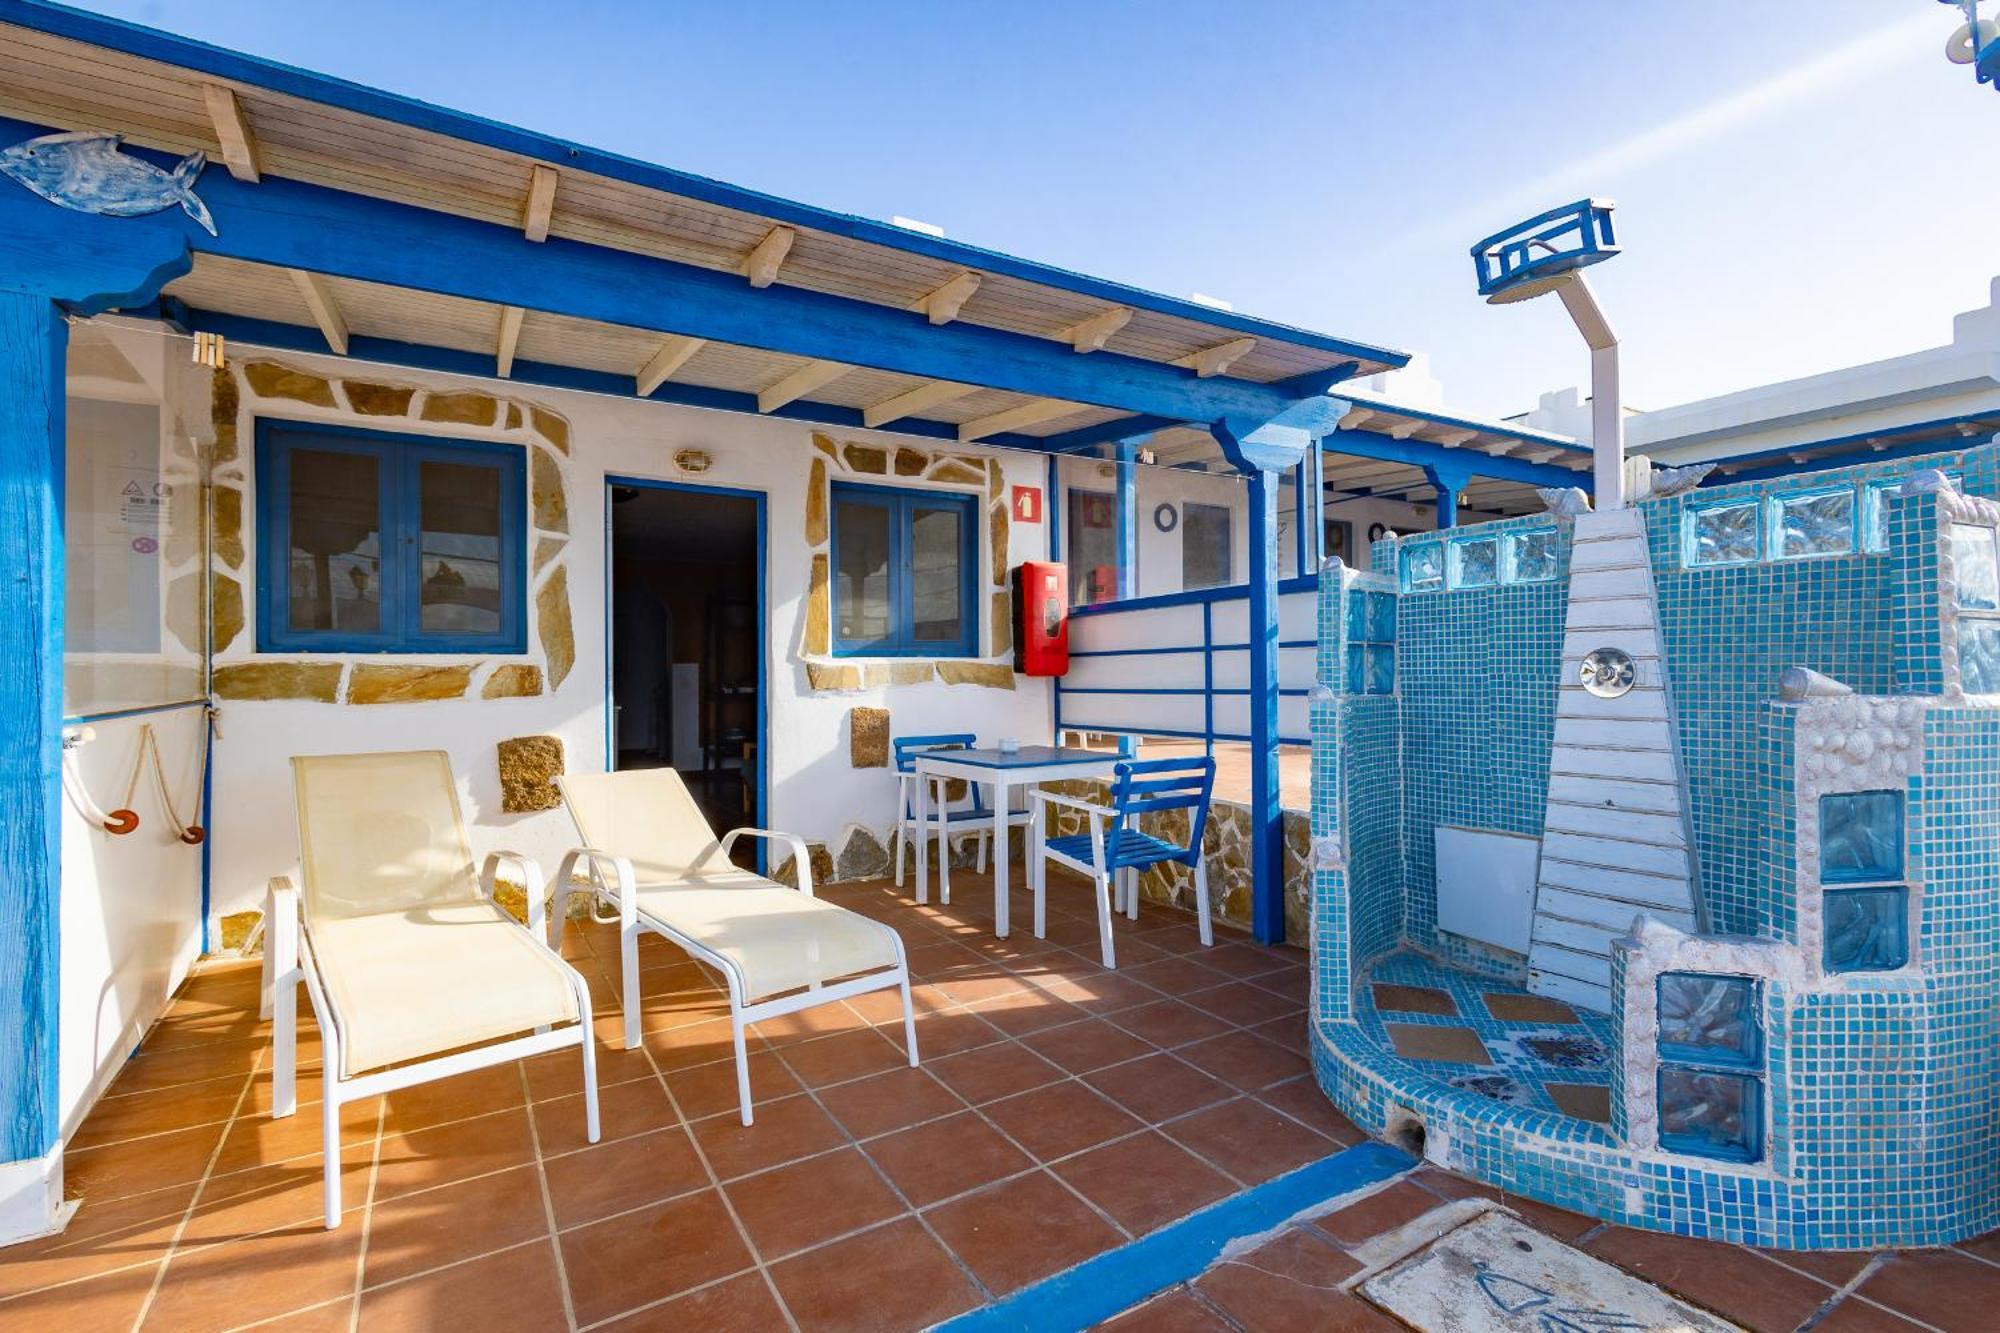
1, 131, 216, 235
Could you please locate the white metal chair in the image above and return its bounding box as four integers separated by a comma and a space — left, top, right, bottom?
892, 733, 1032, 903
1030, 755, 1217, 969
554, 767, 916, 1125
261, 750, 598, 1229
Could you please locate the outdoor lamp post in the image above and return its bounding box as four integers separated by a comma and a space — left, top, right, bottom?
1469, 200, 1624, 506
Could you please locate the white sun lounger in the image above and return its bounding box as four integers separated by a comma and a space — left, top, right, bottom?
261, 751, 598, 1228
554, 768, 916, 1125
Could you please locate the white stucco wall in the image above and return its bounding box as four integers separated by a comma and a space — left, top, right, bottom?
203, 346, 1057, 924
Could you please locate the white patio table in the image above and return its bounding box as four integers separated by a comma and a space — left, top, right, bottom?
912, 745, 1122, 937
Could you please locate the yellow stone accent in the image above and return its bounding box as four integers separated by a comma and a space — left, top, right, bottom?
165, 572, 205, 656
534, 534, 567, 574
497, 734, 565, 813
843, 443, 888, 475
936, 661, 1016, 689
850, 706, 890, 767
343, 381, 416, 416
213, 662, 343, 702
811, 433, 840, 461
805, 458, 828, 546
986, 457, 1004, 502
243, 362, 335, 407
348, 664, 473, 704
538, 567, 576, 689
927, 458, 985, 486
806, 662, 864, 692
805, 554, 830, 655
894, 447, 928, 477
218, 910, 261, 953
210, 574, 244, 654
420, 391, 500, 427
482, 664, 545, 698
890, 662, 933, 685
532, 446, 569, 534
505, 403, 524, 431
991, 589, 1012, 657
211, 366, 240, 464
531, 405, 570, 453
989, 501, 1010, 586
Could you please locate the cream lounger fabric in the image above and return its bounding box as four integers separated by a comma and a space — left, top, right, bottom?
556, 767, 916, 1125
270, 750, 597, 1227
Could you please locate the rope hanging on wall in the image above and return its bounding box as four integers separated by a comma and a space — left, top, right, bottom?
59, 712, 213, 841
140, 715, 211, 845
60, 728, 136, 834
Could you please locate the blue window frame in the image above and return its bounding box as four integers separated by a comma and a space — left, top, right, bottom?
256, 421, 527, 653
829, 482, 979, 657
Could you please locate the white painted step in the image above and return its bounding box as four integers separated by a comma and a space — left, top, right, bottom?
1527, 508, 1699, 1014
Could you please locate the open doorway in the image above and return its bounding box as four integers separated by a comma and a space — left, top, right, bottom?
607, 478, 764, 864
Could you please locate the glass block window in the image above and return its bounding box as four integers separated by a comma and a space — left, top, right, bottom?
1950, 523, 2000, 611
1863, 474, 1960, 553
1345, 588, 1395, 695
1818, 790, 1902, 883
1365, 646, 1396, 695
1366, 590, 1396, 642
1344, 643, 1365, 695
1658, 1067, 1761, 1163
1686, 501, 1759, 567
1657, 972, 1761, 1067
1824, 886, 1910, 972
1772, 489, 1855, 560
1962, 619, 2000, 694
1507, 528, 1559, 582
1449, 535, 1499, 589
1401, 544, 1443, 593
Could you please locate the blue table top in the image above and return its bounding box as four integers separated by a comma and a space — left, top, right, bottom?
915, 745, 1119, 770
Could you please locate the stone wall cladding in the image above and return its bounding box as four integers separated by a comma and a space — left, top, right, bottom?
206, 360, 575, 707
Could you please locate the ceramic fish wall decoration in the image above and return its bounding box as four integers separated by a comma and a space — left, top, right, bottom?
0, 131, 216, 235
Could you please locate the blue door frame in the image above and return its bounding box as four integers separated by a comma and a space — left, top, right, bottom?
602, 476, 769, 869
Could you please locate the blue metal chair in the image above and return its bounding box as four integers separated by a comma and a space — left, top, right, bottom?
891, 733, 1029, 902
1029, 756, 1215, 968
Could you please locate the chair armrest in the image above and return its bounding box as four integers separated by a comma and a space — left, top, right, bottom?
260, 875, 300, 1021
714, 827, 815, 896
481, 850, 550, 938
1029, 790, 1110, 822
555, 847, 638, 928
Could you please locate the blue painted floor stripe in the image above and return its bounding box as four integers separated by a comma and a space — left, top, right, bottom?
938, 1140, 1415, 1333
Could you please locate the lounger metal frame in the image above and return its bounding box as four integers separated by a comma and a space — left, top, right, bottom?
261, 851, 600, 1228
552, 829, 917, 1126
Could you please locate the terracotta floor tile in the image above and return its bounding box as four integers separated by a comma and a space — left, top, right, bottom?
1585, 1225, 1833, 1333
0, 1257, 162, 1333
1369, 983, 1458, 1016
1249, 967, 1311, 1006
967, 989, 1087, 1038
70, 1074, 250, 1149
1757, 1245, 1879, 1286
1195, 942, 1300, 979
1165, 1098, 1334, 1185
1808, 1295, 1933, 1331
1095, 1286, 1237, 1332
1055, 1131, 1234, 1235
663, 1047, 801, 1120
560, 1189, 755, 1326
114, 1039, 266, 1096
927, 1170, 1124, 1295
254, 1296, 356, 1330
1085, 1053, 1235, 1125
1195, 1227, 1379, 1331
370, 1106, 535, 1201
780, 1028, 909, 1088
145, 1217, 365, 1331
1256, 1076, 1362, 1145
982, 1080, 1143, 1162
1311, 1179, 1444, 1246
520, 1037, 654, 1103
865, 1110, 1034, 1207
63, 1121, 229, 1202
929, 1042, 1066, 1105
1027, 968, 1166, 1016
361, 1164, 549, 1288
723, 1146, 906, 1260
751, 998, 876, 1047
1544, 1081, 1612, 1124
371, 1064, 526, 1134
0, 1180, 191, 1299
207, 1097, 376, 1180
768, 1216, 982, 1333
532, 1074, 677, 1157
1184, 980, 1302, 1028
1481, 991, 1580, 1024
1021, 1019, 1156, 1075
1176, 1030, 1311, 1092
1124, 955, 1232, 996
903, 1007, 1008, 1058
688, 1093, 846, 1181
543, 1125, 709, 1228
817, 1065, 966, 1140
597, 1271, 787, 1330
928, 967, 1035, 1006
1855, 1248, 2000, 1333
181, 1156, 374, 1244
1107, 999, 1233, 1049
357, 1240, 567, 1332
1246, 1011, 1311, 1053
1383, 1021, 1492, 1066
641, 1016, 747, 1072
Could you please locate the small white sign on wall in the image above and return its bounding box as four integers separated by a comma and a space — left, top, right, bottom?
1435, 825, 1541, 955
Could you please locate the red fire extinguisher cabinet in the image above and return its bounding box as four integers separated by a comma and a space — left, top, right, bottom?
1011, 561, 1068, 676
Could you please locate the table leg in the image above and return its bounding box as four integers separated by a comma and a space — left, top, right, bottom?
914, 767, 929, 905
993, 778, 1010, 938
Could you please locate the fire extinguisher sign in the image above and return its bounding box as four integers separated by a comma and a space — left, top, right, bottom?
1011, 485, 1043, 523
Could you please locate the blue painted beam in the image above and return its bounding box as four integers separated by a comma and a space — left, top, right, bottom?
1422, 462, 1471, 529
0, 1, 1410, 375
1037, 415, 1184, 456
1333, 425, 1586, 490
0, 112, 1362, 430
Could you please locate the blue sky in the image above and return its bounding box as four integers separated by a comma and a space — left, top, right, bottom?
69, 0, 2000, 418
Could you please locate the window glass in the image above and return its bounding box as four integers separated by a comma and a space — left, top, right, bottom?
418, 461, 503, 634
1182, 503, 1232, 589
834, 495, 892, 644
1401, 544, 1443, 592
1687, 502, 1759, 566
1950, 523, 1999, 610
1773, 489, 1855, 560
909, 503, 964, 642
287, 448, 382, 634
1508, 529, 1559, 582
1067, 489, 1117, 605
1450, 536, 1498, 588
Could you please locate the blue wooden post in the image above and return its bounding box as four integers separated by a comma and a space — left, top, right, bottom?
0, 292, 65, 1177
1423, 462, 1471, 530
